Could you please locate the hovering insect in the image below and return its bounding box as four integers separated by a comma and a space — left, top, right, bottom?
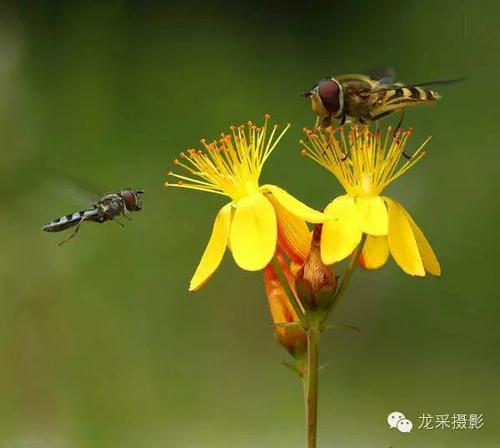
43, 188, 144, 245
301, 69, 463, 128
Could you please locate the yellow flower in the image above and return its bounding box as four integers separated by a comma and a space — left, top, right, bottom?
301, 125, 441, 277
166, 116, 326, 291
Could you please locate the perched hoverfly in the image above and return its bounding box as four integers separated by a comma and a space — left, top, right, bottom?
43, 188, 144, 245
301, 69, 463, 128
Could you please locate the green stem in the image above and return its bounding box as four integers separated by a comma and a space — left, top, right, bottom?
321, 235, 366, 327
304, 324, 320, 448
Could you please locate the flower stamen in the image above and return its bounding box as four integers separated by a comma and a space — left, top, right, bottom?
165, 116, 291, 201
301, 125, 430, 196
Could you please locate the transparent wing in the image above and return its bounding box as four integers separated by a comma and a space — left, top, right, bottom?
365, 67, 397, 87
407, 78, 467, 88
46, 176, 103, 208
369, 77, 466, 94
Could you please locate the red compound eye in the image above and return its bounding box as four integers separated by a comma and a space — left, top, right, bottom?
318, 79, 341, 115
122, 190, 142, 211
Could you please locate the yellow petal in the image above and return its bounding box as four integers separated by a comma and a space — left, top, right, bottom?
261, 184, 326, 224
403, 208, 441, 276
360, 235, 389, 269
320, 195, 362, 264
189, 203, 232, 291
229, 192, 277, 271
386, 198, 425, 276
355, 196, 388, 236
266, 191, 312, 264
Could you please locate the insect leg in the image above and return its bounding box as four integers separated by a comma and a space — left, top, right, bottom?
340, 139, 352, 162
320, 116, 332, 128
58, 216, 87, 246
100, 209, 126, 228
370, 111, 393, 121
314, 116, 320, 129
391, 110, 412, 159
104, 212, 126, 228
394, 109, 405, 135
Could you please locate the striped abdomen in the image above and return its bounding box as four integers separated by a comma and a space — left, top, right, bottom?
43, 209, 98, 232
371, 86, 440, 117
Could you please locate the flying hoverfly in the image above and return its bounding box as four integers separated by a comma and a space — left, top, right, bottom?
43, 188, 144, 245
301, 69, 463, 128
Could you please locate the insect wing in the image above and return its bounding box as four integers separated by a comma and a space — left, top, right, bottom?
408, 78, 467, 88
365, 67, 397, 87
46, 176, 105, 207
369, 78, 466, 94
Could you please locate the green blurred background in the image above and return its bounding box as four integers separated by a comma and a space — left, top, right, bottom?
0, 1, 498, 447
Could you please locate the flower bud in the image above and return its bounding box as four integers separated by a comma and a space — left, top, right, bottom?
295, 224, 337, 313
263, 263, 307, 361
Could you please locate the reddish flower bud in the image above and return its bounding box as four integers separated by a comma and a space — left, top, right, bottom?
295, 224, 337, 312
263, 263, 307, 361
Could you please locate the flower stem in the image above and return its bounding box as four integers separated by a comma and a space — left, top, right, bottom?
304, 323, 320, 448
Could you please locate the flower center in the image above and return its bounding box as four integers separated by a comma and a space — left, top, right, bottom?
165, 116, 290, 201
300, 125, 430, 197
360, 173, 374, 196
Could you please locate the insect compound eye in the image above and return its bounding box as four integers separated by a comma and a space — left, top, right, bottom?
318, 79, 341, 115
122, 189, 141, 211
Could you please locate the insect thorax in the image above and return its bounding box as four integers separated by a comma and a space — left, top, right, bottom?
98, 193, 125, 219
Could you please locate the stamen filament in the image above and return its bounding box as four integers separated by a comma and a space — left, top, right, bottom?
166, 116, 289, 201
301, 125, 430, 197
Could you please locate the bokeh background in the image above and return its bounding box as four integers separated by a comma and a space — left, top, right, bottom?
0, 1, 499, 447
